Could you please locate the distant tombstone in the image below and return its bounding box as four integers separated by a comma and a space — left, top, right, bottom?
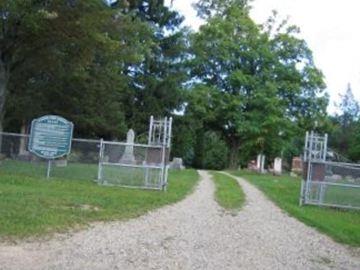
169, 158, 185, 170
256, 154, 262, 171
257, 154, 266, 173
55, 159, 68, 167
291, 157, 303, 175
247, 160, 257, 171
329, 174, 342, 181
260, 155, 266, 173
120, 129, 136, 164
307, 163, 326, 181
274, 157, 282, 175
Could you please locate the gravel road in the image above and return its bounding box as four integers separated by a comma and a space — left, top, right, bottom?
0, 170, 359, 270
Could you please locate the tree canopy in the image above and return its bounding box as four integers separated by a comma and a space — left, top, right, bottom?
180, 4, 327, 168
0, 0, 338, 169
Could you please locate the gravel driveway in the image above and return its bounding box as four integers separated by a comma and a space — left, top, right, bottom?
0, 170, 359, 270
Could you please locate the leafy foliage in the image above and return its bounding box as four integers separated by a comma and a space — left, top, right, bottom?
329, 84, 360, 161
0, 1, 339, 169
185, 3, 327, 168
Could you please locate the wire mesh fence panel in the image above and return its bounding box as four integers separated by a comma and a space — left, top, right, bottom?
325, 162, 360, 184
305, 181, 360, 209
101, 165, 163, 189
301, 131, 360, 210
0, 132, 100, 181
50, 139, 100, 181
0, 133, 47, 178
98, 141, 166, 190
1, 115, 172, 191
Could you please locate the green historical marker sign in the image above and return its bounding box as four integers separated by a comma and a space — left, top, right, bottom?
28, 115, 74, 159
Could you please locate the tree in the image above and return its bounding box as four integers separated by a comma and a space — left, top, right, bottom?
194, 0, 249, 19
329, 84, 360, 159
120, 0, 190, 134
1, 0, 111, 133
337, 83, 359, 126
188, 4, 327, 168
3, 1, 158, 140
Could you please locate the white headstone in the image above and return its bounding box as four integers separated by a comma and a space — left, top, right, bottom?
169, 157, 185, 170
120, 129, 136, 164
256, 154, 262, 171
260, 155, 266, 173
257, 154, 266, 173
274, 157, 282, 175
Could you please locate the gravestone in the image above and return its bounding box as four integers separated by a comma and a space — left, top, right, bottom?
169, 157, 185, 170
120, 129, 136, 164
55, 159, 68, 167
256, 154, 262, 171
257, 154, 266, 173
247, 160, 257, 171
260, 155, 266, 173
274, 157, 282, 175
291, 157, 303, 176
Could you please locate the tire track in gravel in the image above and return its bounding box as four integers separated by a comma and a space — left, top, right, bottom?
0, 170, 359, 270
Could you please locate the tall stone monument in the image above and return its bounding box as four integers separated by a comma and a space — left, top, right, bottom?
120, 129, 136, 164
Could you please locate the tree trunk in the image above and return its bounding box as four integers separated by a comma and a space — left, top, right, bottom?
0, 56, 9, 152
228, 139, 240, 170
19, 121, 29, 155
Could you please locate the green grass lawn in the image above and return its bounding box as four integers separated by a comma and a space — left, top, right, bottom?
211, 172, 245, 211
0, 169, 199, 240
229, 170, 360, 247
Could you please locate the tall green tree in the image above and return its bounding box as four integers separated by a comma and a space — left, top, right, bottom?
188, 4, 327, 168
329, 84, 360, 159
120, 0, 190, 134
3, 1, 156, 139
1, 0, 111, 134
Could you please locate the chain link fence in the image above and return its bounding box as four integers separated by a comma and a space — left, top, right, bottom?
300, 131, 360, 210
0, 132, 100, 181
97, 141, 168, 189
0, 124, 170, 191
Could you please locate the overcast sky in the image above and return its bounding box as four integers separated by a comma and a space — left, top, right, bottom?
165, 0, 360, 114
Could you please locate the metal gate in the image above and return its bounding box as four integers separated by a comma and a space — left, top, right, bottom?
300, 131, 360, 210
97, 116, 172, 190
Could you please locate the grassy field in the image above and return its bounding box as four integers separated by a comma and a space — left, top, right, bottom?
211, 172, 245, 211
229, 170, 360, 246
0, 169, 199, 240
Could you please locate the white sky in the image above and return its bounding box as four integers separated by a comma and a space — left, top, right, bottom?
165, 0, 360, 114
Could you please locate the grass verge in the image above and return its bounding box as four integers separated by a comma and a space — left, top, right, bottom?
229, 170, 360, 247
0, 169, 198, 240
211, 172, 245, 211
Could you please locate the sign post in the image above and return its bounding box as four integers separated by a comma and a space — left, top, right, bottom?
28, 115, 74, 178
